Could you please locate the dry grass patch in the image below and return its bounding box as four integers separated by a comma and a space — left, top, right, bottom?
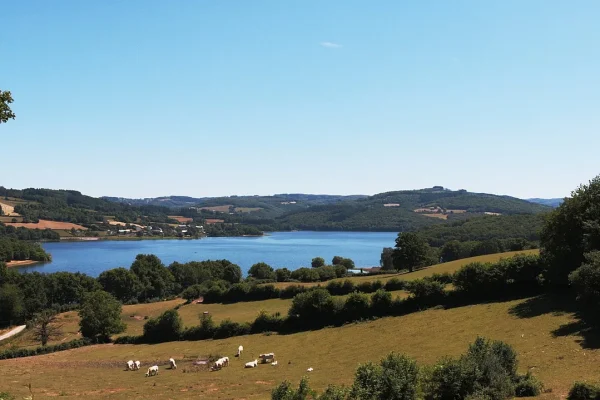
200, 205, 232, 213
5, 219, 88, 230
421, 213, 448, 219
169, 216, 193, 223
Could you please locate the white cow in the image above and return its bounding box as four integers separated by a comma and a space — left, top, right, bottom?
236, 345, 244, 357
244, 359, 258, 368
134, 361, 141, 370
271, 361, 278, 366
307, 367, 314, 372
146, 365, 159, 377
169, 358, 177, 369
222, 356, 229, 367
126, 360, 134, 371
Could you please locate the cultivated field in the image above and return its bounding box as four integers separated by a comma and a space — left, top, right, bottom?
5, 219, 88, 230
0, 294, 594, 399
0, 201, 19, 216
169, 216, 193, 223
200, 205, 232, 213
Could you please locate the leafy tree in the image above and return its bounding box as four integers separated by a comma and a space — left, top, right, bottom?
332, 256, 344, 265
393, 233, 430, 272
288, 288, 337, 323
340, 258, 355, 269
569, 251, 600, 308
380, 248, 395, 270
312, 257, 326, 268
143, 309, 182, 343
31, 310, 62, 346
0, 90, 16, 124
223, 263, 242, 283
541, 176, 600, 285
248, 262, 276, 280
440, 240, 463, 262
350, 353, 419, 400
271, 376, 315, 400
130, 254, 175, 301
0, 284, 25, 326
98, 267, 142, 303
78, 290, 125, 341
276, 268, 292, 282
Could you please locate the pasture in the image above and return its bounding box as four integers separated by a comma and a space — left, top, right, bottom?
169, 216, 194, 223
0, 294, 595, 399
269, 249, 539, 289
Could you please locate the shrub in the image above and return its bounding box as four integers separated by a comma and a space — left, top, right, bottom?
405, 279, 446, 307
384, 278, 405, 291
252, 310, 284, 333
182, 313, 216, 340
143, 309, 182, 343
514, 372, 543, 397
334, 265, 348, 278
276, 268, 292, 282
567, 382, 600, 400
247, 284, 280, 301
272, 376, 315, 400
248, 262, 276, 280
279, 285, 308, 299
319, 385, 350, 400
342, 292, 370, 322
312, 257, 326, 268
0, 338, 92, 360
356, 281, 374, 293
371, 289, 393, 316
326, 280, 355, 296
316, 266, 337, 282
428, 272, 453, 285
289, 288, 338, 326
291, 267, 321, 283
350, 353, 419, 400
213, 319, 251, 339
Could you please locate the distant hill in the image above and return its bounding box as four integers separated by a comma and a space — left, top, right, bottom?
526, 198, 564, 208
105, 187, 550, 232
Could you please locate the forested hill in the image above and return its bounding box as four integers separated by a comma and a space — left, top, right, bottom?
274, 188, 550, 231
104, 187, 550, 232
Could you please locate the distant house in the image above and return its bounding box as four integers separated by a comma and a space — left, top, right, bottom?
205, 219, 225, 224
383, 203, 400, 207
280, 201, 297, 205
118, 229, 131, 234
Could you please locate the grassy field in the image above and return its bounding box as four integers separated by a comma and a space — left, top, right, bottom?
269, 250, 540, 289
0, 293, 595, 399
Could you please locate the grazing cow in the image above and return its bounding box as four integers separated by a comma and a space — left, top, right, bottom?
169, 358, 177, 370
236, 345, 244, 357
271, 361, 278, 366
126, 360, 134, 371
134, 361, 141, 370
214, 359, 223, 370
307, 367, 314, 372
222, 356, 229, 367
146, 365, 159, 377
244, 359, 258, 368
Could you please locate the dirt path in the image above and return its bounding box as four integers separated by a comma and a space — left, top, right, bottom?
0, 325, 26, 341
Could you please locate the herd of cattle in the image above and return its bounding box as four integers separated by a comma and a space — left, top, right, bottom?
127, 345, 313, 377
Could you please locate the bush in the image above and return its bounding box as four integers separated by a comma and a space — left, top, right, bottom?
312, 257, 326, 268
371, 289, 393, 316
182, 313, 215, 340
405, 279, 446, 307
252, 310, 284, 333
248, 262, 276, 280
213, 319, 251, 339
384, 278, 405, 291
514, 373, 543, 397
291, 267, 321, 283
276, 268, 292, 282
0, 338, 92, 360
350, 353, 419, 400
280, 285, 308, 299
567, 382, 600, 400
143, 309, 182, 343
341, 292, 370, 322
316, 266, 337, 282
428, 272, 453, 285
326, 280, 354, 296
289, 288, 338, 326
334, 265, 348, 278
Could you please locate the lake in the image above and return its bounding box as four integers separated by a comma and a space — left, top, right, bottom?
18, 231, 397, 277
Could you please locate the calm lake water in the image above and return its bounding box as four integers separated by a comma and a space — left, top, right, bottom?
19, 231, 397, 277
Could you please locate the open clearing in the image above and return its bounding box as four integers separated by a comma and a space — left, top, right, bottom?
5, 219, 88, 230
421, 213, 448, 219
0, 294, 593, 399
200, 205, 232, 213
0, 201, 19, 216
169, 216, 193, 223
269, 250, 539, 289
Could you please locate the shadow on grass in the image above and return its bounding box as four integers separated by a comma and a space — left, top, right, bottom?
509, 292, 600, 349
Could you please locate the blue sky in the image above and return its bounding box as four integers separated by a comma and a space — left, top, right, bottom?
1, 1, 598, 199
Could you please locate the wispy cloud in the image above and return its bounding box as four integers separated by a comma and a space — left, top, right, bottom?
320, 42, 342, 49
